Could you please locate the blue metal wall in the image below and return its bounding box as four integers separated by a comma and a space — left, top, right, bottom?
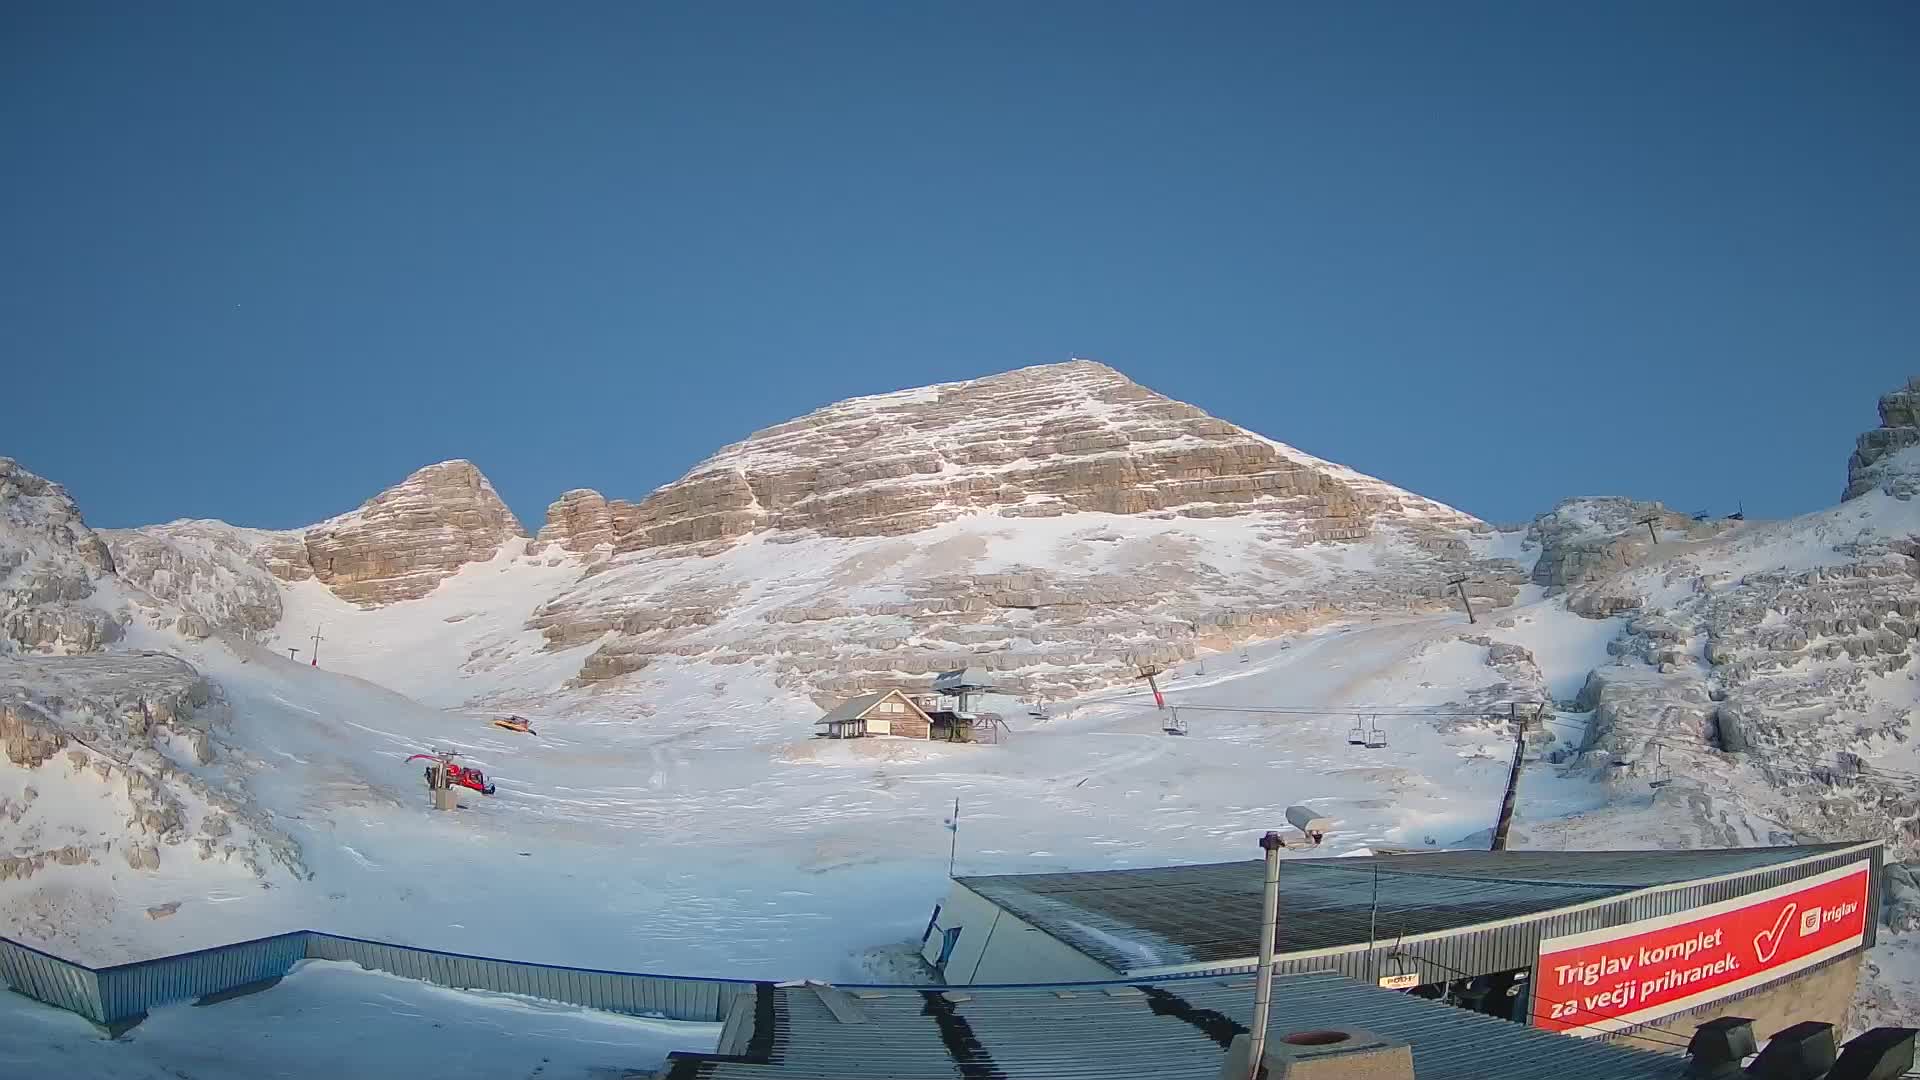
0, 929, 758, 1026
94, 932, 310, 1023
0, 934, 103, 1021
303, 932, 756, 1022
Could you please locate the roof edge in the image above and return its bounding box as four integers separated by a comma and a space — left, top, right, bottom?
1123, 840, 1885, 979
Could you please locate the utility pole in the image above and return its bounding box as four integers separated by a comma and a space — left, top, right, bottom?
1490, 704, 1543, 851
1136, 665, 1166, 709
309, 625, 324, 668
1637, 515, 1660, 544
1447, 576, 1476, 624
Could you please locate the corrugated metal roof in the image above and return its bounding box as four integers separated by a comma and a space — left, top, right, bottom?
816, 692, 891, 725
669, 970, 1688, 1079
956, 843, 1857, 973
932, 666, 994, 691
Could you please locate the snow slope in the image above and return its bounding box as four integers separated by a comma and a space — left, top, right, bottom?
12, 593, 1604, 983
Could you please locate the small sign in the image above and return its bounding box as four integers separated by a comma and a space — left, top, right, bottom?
1379, 973, 1420, 990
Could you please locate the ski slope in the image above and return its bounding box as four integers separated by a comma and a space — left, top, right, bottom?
53, 595, 1618, 984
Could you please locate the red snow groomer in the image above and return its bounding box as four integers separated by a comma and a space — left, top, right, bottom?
407, 752, 496, 796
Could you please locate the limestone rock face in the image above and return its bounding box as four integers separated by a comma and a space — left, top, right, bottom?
601, 361, 1480, 553
292, 461, 526, 607
1845, 377, 1920, 501
530, 489, 615, 554
103, 521, 287, 640
1528, 497, 1727, 591
513, 361, 1508, 697
0, 651, 305, 883
0, 457, 123, 652
0, 459, 114, 577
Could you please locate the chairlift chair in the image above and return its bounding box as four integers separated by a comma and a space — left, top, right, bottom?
1363, 716, 1389, 749
1648, 744, 1673, 789
1163, 708, 1188, 736
1347, 717, 1368, 746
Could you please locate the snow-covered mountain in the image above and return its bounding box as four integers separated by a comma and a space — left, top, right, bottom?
101, 360, 1520, 706
3, 361, 1918, 1028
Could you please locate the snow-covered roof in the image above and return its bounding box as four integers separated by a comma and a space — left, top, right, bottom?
815, 690, 920, 725
674, 969, 1689, 1080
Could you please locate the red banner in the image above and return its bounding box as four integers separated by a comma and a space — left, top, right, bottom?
1533, 860, 1870, 1035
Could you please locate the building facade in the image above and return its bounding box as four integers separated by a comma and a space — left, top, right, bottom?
814, 690, 933, 739
918, 842, 1883, 1043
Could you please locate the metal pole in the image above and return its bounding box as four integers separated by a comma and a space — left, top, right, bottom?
1248, 831, 1284, 1078
1448, 576, 1476, 624
1366, 863, 1380, 983
1490, 714, 1527, 851
948, 797, 960, 877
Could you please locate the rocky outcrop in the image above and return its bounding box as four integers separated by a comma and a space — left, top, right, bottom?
0, 457, 123, 652
1527, 498, 1718, 590
1, 699, 66, 767
2, 652, 305, 881
289, 460, 526, 607
104, 521, 287, 639
1845, 377, 1920, 501
596, 361, 1481, 553
0, 458, 114, 576
530, 489, 615, 555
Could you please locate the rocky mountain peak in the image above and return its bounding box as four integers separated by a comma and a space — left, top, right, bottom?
279, 459, 527, 607
1845, 376, 1920, 502
584, 359, 1480, 555
0, 458, 114, 577
0, 457, 122, 652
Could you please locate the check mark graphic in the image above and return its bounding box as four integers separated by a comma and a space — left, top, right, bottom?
1754, 903, 1797, 964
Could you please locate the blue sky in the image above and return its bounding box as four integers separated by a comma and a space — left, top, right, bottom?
4, 2, 1915, 530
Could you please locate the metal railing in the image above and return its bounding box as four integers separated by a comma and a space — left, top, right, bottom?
0, 928, 757, 1027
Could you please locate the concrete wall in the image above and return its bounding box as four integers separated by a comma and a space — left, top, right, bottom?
1637, 952, 1864, 1049
922, 883, 1119, 985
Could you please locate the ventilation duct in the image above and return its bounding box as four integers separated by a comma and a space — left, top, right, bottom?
1685, 1015, 1755, 1078
1746, 1021, 1837, 1080
1827, 1026, 1919, 1080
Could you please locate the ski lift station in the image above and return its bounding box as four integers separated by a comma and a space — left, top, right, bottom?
918, 840, 1885, 1046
